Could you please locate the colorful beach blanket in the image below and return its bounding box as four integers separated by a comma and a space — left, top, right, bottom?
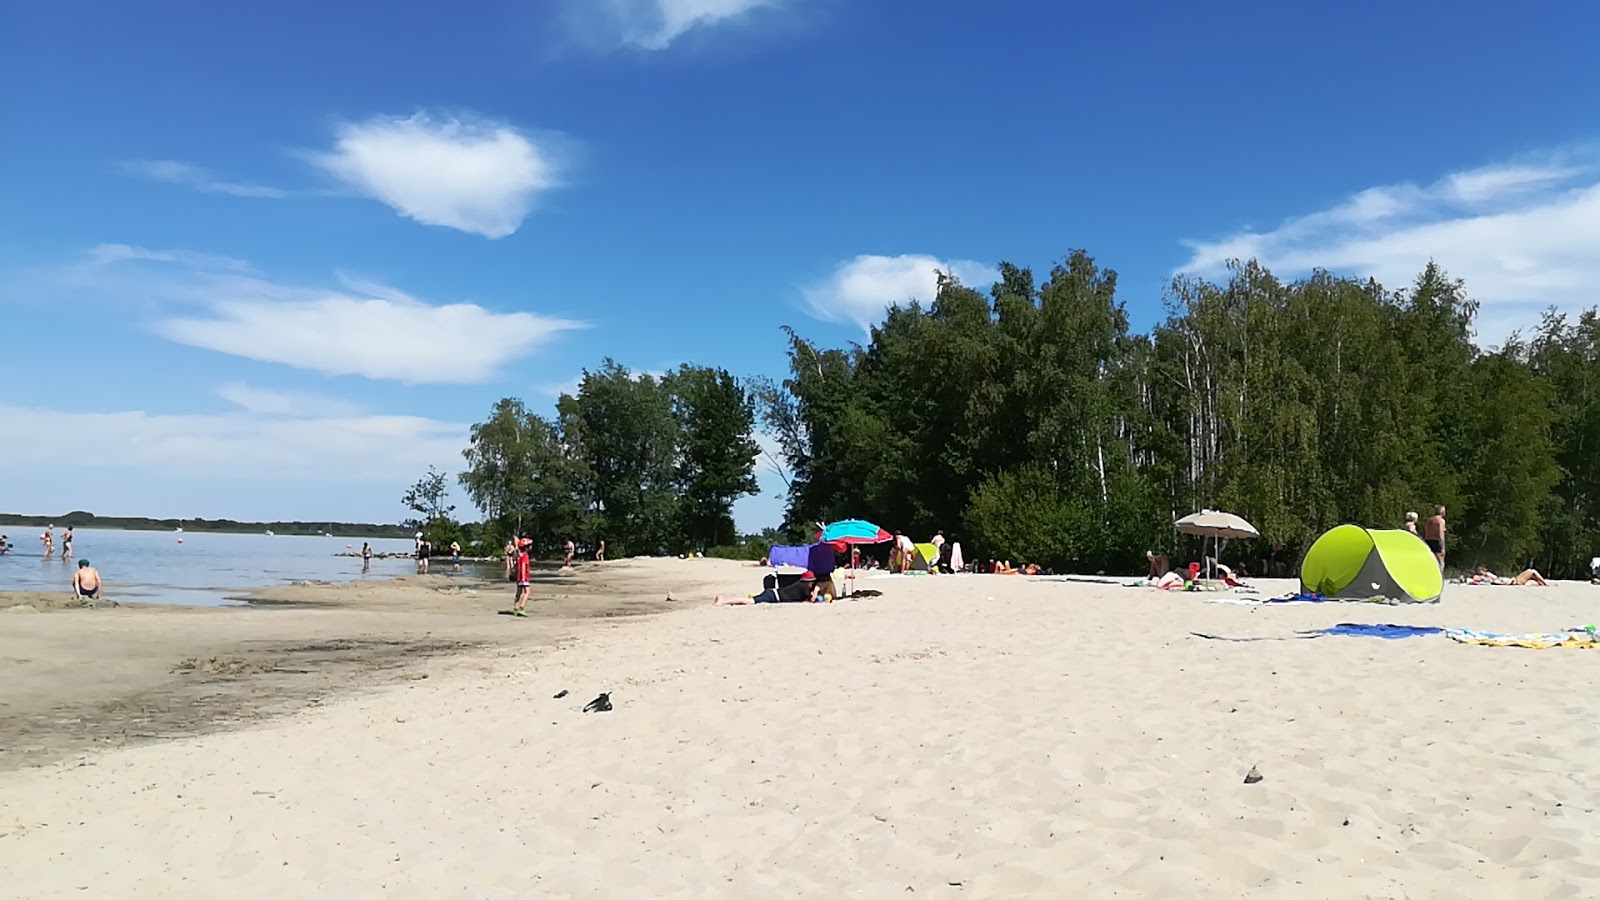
1445, 628, 1600, 649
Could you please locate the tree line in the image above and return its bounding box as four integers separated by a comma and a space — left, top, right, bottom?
752, 253, 1597, 578
414, 362, 761, 557
420, 252, 1597, 578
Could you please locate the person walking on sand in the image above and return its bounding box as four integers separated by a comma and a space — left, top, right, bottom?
563, 538, 575, 569
1424, 506, 1446, 568
510, 538, 533, 616
72, 558, 108, 606
1403, 511, 1419, 535
595, 539, 606, 562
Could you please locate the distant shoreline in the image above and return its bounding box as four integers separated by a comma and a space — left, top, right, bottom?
0, 514, 409, 539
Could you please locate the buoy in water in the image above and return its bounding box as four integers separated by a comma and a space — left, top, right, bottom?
177, 537, 184, 544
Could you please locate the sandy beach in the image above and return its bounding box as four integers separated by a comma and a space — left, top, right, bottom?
3, 559, 1599, 898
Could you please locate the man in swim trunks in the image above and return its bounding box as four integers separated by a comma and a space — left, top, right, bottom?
73, 558, 105, 605
511, 538, 533, 616
1424, 506, 1446, 568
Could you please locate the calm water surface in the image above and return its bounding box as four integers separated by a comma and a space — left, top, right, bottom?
0, 529, 425, 606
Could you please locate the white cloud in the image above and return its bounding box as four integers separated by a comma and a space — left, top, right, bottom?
803, 254, 998, 331
122, 159, 288, 198
567, 0, 780, 50
160, 277, 584, 384
217, 383, 363, 418
79, 247, 585, 384
1178, 152, 1600, 343
310, 113, 560, 238
83, 243, 257, 274
0, 402, 465, 482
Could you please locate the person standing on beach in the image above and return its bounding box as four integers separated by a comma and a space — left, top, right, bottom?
1424, 506, 1446, 568
510, 538, 533, 616
595, 539, 605, 562
416, 537, 431, 574
1403, 512, 1419, 535
72, 558, 105, 605
563, 538, 575, 569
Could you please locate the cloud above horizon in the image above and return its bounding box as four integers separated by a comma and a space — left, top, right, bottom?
84, 246, 585, 384
570, 0, 782, 50
1178, 151, 1600, 342
217, 383, 364, 418
310, 113, 561, 238
121, 159, 288, 198
0, 400, 466, 484
803, 254, 998, 331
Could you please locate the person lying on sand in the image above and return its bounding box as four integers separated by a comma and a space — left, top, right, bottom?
715, 571, 834, 605
1468, 565, 1549, 586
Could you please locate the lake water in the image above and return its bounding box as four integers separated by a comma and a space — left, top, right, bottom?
0, 528, 425, 606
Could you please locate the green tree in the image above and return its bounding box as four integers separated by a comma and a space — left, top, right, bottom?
401, 466, 455, 529
458, 398, 584, 549
559, 361, 680, 555
665, 364, 760, 549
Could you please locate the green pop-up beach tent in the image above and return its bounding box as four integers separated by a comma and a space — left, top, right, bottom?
1300, 525, 1443, 603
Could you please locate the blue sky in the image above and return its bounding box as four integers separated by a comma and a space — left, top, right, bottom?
2, 0, 1597, 530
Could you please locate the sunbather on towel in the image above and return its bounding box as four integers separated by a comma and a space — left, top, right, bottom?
1469, 565, 1549, 586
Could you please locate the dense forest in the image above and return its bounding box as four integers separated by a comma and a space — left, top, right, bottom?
436, 253, 1598, 578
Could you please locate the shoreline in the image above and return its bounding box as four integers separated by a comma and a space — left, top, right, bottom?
0, 559, 754, 773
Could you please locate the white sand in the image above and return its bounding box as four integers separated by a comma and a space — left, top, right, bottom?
3, 560, 1599, 898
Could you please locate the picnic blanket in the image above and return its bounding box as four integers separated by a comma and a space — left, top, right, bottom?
1445, 627, 1600, 649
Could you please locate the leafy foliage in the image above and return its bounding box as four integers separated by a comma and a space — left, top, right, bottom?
759, 254, 1599, 577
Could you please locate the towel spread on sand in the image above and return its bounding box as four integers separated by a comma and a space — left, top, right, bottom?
1192, 623, 1445, 642
1445, 628, 1600, 649
1318, 623, 1444, 640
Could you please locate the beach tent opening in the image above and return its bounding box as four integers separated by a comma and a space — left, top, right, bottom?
1300, 525, 1443, 603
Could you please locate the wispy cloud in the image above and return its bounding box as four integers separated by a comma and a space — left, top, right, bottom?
803, 253, 997, 332
309, 113, 562, 239
568, 0, 782, 50
217, 383, 363, 418
84, 246, 587, 384
121, 159, 288, 198
83, 243, 257, 273
0, 401, 465, 481
1178, 151, 1600, 342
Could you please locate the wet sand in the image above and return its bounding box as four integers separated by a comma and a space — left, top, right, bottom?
0, 560, 744, 772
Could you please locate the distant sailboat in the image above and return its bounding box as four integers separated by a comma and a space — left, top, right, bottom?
265, 530, 275, 536
175, 526, 184, 533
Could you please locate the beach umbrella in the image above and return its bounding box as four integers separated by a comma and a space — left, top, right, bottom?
816, 519, 892, 598
1174, 509, 1259, 579
816, 519, 892, 545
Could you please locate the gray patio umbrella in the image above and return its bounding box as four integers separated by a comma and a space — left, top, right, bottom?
1175, 510, 1259, 579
